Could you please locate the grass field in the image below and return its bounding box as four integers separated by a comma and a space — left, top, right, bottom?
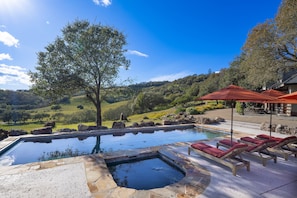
0, 96, 174, 132
0, 96, 223, 133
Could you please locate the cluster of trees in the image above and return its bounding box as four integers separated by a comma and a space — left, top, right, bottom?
0, 90, 48, 112
226, 0, 297, 88
2, 111, 50, 124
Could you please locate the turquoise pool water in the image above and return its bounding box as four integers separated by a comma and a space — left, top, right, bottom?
0, 127, 224, 166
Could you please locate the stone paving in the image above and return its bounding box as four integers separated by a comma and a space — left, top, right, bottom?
0, 142, 211, 198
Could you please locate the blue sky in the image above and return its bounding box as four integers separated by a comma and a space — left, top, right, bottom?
0, 0, 281, 90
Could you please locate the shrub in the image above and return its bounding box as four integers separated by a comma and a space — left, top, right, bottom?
236, 102, 245, 115
186, 107, 201, 115
183, 101, 205, 108
175, 107, 186, 114
215, 103, 225, 109
51, 105, 62, 111
194, 106, 206, 114
51, 112, 65, 121
77, 105, 84, 110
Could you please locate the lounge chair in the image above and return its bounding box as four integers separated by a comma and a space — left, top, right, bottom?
217, 138, 277, 166
256, 134, 297, 160
188, 142, 250, 176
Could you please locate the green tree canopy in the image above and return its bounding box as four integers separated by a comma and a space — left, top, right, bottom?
132, 92, 167, 114
275, 0, 297, 63
240, 0, 297, 88
30, 20, 130, 126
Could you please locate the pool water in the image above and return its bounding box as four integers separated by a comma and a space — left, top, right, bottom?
0, 127, 223, 166
107, 155, 185, 190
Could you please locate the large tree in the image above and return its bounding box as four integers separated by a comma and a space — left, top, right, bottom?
30, 20, 130, 126
275, 0, 297, 63
240, 20, 280, 88
240, 0, 297, 88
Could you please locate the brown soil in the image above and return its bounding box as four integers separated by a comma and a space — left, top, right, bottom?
198, 108, 297, 129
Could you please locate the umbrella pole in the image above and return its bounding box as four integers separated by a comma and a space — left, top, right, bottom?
231, 102, 234, 143
269, 112, 272, 137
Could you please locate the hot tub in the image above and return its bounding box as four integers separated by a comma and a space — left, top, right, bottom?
106, 152, 185, 190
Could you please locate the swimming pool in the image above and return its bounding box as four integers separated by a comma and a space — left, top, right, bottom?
0, 127, 224, 166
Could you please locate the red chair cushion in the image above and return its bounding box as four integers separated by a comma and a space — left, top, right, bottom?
279, 136, 297, 143
219, 139, 239, 147
191, 143, 212, 151
241, 137, 264, 144
257, 134, 283, 142
203, 147, 226, 158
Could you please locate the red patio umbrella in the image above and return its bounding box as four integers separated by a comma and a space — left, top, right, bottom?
198, 85, 274, 143
261, 89, 286, 97
278, 91, 297, 100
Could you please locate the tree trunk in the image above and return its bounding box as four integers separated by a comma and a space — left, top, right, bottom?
96, 101, 102, 127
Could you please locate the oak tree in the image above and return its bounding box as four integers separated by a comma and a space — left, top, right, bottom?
240, 0, 297, 88
30, 20, 130, 126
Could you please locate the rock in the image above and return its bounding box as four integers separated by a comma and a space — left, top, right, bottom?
139, 121, 155, 127
8, 129, 27, 136
31, 127, 52, 135
94, 126, 108, 130
58, 128, 77, 132
0, 129, 8, 140
260, 122, 269, 131
178, 119, 194, 124
112, 121, 125, 129
201, 117, 211, 124
87, 126, 99, 130
195, 117, 202, 124
288, 127, 296, 135
78, 124, 107, 131
163, 120, 178, 125
131, 122, 139, 127
44, 121, 55, 128
271, 124, 277, 132
215, 117, 225, 122
275, 124, 285, 133
78, 124, 89, 131
120, 113, 128, 121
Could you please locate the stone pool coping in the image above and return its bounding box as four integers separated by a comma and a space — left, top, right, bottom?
0, 143, 210, 198
0, 124, 196, 152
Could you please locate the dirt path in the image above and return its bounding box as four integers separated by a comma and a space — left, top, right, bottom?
198, 108, 297, 129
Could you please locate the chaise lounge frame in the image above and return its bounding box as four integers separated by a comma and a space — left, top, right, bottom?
217, 138, 277, 166
188, 142, 250, 176
256, 134, 297, 160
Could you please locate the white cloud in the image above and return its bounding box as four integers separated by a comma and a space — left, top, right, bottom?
127, 50, 149, 58
93, 0, 111, 7
46, 21, 50, 25
0, 64, 32, 88
149, 72, 190, 82
0, 31, 19, 47
0, 53, 12, 61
